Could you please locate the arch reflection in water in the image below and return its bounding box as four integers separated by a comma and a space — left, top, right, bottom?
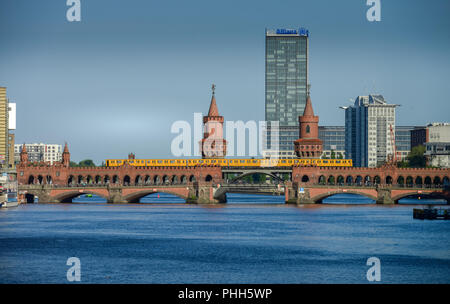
226, 193, 285, 204
321, 193, 375, 204
71, 194, 107, 203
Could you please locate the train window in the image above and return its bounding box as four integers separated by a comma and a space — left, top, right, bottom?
240, 160, 245, 163
336, 161, 341, 164
323, 160, 328, 164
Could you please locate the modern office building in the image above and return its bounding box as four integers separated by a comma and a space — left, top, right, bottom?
341, 95, 398, 167
318, 126, 346, 159
14, 143, 63, 164
395, 126, 416, 161
264, 28, 309, 158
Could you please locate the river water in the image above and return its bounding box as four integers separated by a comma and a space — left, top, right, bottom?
0, 193, 449, 283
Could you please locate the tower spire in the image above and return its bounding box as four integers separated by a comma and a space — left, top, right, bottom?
208, 84, 219, 117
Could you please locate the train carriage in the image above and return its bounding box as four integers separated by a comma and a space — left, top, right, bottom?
105, 158, 353, 167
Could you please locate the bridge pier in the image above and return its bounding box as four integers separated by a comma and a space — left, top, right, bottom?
376, 187, 394, 205
187, 183, 226, 204
286, 183, 315, 205
105, 185, 126, 203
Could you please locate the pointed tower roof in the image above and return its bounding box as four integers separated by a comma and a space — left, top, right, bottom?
303, 95, 315, 117
63, 142, 69, 153
21, 143, 27, 153
207, 84, 219, 116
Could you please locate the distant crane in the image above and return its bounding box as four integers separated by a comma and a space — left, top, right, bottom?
389, 124, 397, 163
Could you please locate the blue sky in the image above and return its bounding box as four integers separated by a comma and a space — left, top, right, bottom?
1, 0, 449, 163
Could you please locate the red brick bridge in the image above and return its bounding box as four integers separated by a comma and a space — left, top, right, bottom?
16, 147, 449, 204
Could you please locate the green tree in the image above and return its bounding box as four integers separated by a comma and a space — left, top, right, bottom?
337, 152, 343, 159
407, 145, 426, 168
78, 159, 96, 167
69, 161, 78, 167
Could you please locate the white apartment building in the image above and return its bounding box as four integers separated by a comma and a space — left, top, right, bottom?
342, 95, 398, 167
14, 143, 62, 164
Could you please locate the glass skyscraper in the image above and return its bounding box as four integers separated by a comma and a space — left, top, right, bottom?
264, 28, 309, 158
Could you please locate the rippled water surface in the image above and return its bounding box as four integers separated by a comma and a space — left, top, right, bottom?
1, 193, 449, 283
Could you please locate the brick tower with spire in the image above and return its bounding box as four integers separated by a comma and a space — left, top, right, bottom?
20, 143, 28, 164
294, 86, 323, 158
62, 143, 70, 167
199, 84, 227, 158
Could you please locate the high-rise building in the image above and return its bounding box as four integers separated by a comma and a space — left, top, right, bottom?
341, 95, 398, 167
264, 28, 309, 158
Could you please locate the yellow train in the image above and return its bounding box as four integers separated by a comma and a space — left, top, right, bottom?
105, 158, 353, 167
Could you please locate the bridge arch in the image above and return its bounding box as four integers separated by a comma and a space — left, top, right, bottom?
104, 175, 110, 184
144, 175, 151, 184
424, 176, 432, 187
337, 175, 345, 185
112, 175, 119, 184
385, 176, 393, 185
397, 176, 405, 186
123, 189, 188, 203
205, 174, 213, 182
327, 175, 335, 185
415, 176, 423, 186
123, 175, 131, 186
345, 176, 353, 185
53, 190, 109, 203
433, 176, 441, 186
28, 175, 35, 185
229, 172, 284, 184
318, 175, 326, 185
406, 176, 413, 187
393, 192, 449, 204
301, 175, 309, 183
374, 175, 381, 185
180, 175, 187, 184
312, 190, 377, 204
37, 175, 44, 184
444, 176, 449, 186
46, 175, 53, 185
135, 175, 142, 185
95, 175, 102, 184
